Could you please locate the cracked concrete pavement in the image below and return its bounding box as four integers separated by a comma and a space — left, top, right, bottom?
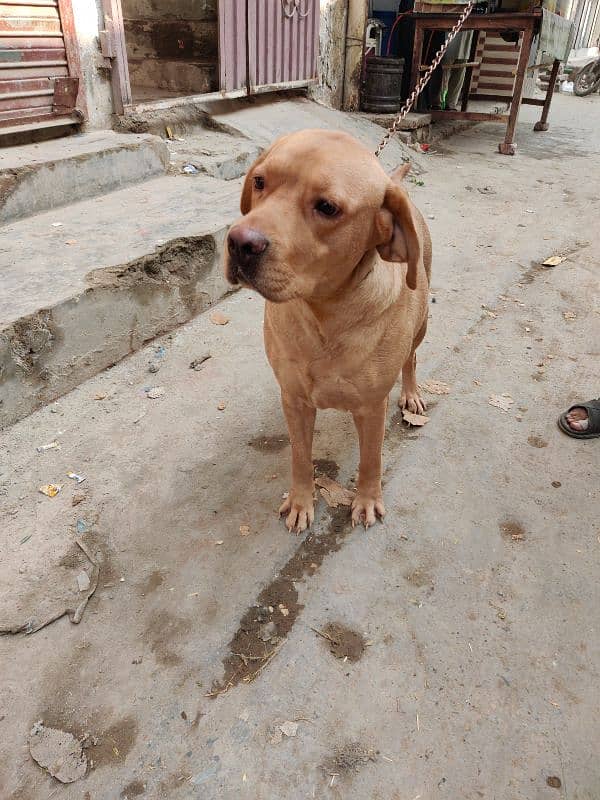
1, 93, 599, 799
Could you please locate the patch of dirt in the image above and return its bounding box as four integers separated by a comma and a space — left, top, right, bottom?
313, 459, 340, 480
208, 507, 353, 696
318, 622, 366, 662
322, 741, 378, 775
145, 611, 192, 667
404, 565, 434, 588
499, 520, 526, 542
114, 104, 240, 138
157, 771, 191, 794
120, 779, 146, 798
7, 310, 54, 374
247, 434, 289, 453
86, 236, 216, 297
58, 544, 91, 571
7, 789, 35, 800
139, 570, 165, 595
527, 435, 548, 448
88, 716, 138, 769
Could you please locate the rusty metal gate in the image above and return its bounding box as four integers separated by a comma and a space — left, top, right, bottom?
0, 0, 82, 134
219, 0, 320, 94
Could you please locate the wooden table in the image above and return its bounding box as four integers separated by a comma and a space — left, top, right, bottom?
410, 10, 561, 154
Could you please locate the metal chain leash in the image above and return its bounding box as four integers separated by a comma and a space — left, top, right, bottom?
375, 0, 476, 157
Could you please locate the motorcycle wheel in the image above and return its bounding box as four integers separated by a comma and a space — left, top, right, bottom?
573, 61, 600, 96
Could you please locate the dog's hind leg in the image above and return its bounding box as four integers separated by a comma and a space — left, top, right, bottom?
399, 319, 427, 414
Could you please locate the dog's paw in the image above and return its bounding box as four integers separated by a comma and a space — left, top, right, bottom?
351, 494, 386, 529
279, 491, 314, 534
399, 389, 427, 415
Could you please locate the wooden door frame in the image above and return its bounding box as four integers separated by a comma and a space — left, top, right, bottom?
57, 0, 87, 119
99, 0, 133, 114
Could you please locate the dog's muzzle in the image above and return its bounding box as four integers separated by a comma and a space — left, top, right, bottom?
227, 225, 270, 283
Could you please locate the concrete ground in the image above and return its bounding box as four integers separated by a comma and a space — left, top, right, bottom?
1, 93, 599, 800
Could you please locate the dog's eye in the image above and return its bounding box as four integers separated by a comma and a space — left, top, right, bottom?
315, 199, 339, 218
253, 176, 265, 191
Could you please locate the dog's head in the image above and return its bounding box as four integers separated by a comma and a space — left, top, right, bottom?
224, 129, 421, 302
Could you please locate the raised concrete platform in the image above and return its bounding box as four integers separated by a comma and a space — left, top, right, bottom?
0, 131, 169, 224
201, 94, 424, 175
0, 174, 241, 427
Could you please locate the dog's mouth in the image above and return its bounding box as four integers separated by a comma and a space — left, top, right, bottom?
226, 257, 290, 303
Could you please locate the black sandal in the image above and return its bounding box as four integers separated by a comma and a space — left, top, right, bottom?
557, 399, 600, 439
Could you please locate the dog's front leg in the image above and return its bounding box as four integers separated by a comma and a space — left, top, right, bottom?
279, 392, 316, 533
351, 399, 387, 528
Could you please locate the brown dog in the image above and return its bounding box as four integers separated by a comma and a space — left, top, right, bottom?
225, 129, 431, 532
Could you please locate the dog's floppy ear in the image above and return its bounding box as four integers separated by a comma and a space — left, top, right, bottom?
389, 162, 411, 184
240, 135, 289, 215
376, 181, 421, 290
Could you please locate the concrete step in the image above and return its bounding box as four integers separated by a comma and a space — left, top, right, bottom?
165, 129, 263, 180
202, 94, 422, 175
115, 102, 262, 181
0, 131, 169, 225
0, 173, 240, 428
116, 95, 423, 181
357, 109, 473, 145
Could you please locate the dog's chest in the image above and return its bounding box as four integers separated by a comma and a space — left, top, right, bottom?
269, 326, 394, 410
265, 301, 412, 410
306, 350, 362, 410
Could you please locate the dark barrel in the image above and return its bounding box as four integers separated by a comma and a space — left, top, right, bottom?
362, 56, 404, 113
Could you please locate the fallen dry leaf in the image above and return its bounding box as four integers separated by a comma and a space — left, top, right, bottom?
210, 311, 229, 326
279, 721, 298, 737
239, 525, 250, 536
315, 476, 355, 508
488, 394, 514, 412
402, 409, 430, 427
542, 255, 564, 267
563, 311, 577, 321
419, 380, 450, 395
94, 393, 107, 401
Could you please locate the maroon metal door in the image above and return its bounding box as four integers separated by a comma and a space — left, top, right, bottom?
0, 0, 82, 134
219, 0, 319, 94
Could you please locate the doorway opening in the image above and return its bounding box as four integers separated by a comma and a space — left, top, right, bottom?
120, 0, 219, 104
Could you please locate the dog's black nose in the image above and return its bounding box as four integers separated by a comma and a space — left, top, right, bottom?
227, 226, 269, 273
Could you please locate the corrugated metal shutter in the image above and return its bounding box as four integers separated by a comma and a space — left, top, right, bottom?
219, 0, 248, 93
248, 0, 319, 91
0, 0, 81, 132
219, 0, 320, 94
